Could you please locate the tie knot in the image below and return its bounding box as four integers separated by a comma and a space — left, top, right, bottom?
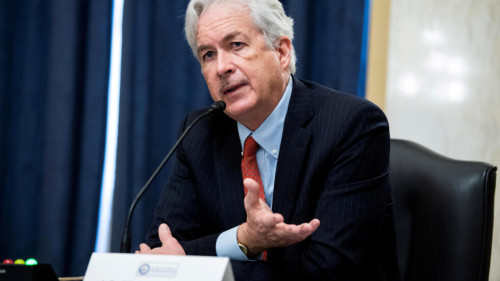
243, 136, 259, 157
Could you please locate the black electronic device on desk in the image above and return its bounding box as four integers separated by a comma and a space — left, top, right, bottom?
0, 258, 58, 281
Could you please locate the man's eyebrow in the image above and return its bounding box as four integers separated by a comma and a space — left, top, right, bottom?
222, 31, 242, 42
197, 45, 210, 56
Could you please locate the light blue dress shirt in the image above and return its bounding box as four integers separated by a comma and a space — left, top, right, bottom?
215, 76, 293, 260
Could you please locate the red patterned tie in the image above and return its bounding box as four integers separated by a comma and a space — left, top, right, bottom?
241, 136, 268, 260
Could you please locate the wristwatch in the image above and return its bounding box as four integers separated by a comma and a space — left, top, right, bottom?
238, 241, 250, 256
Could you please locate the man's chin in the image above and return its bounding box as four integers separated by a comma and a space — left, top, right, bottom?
224, 105, 253, 122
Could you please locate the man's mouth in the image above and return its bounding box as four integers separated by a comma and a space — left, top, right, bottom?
224, 84, 244, 94
220, 80, 249, 95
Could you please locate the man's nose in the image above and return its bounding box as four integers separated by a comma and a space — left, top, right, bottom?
216, 51, 235, 76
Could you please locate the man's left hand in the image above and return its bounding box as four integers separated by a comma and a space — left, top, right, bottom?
238, 178, 320, 256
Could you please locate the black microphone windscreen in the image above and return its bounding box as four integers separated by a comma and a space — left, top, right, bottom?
209, 101, 226, 112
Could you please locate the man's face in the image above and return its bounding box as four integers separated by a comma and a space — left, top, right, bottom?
196, 2, 290, 129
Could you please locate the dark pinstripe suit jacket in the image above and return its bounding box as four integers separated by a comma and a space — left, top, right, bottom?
146, 76, 400, 281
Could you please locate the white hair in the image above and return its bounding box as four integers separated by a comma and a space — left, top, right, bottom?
185, 0, 297, 74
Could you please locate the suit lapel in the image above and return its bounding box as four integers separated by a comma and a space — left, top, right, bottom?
273, 77, 313, 222
212, 116, 247, 228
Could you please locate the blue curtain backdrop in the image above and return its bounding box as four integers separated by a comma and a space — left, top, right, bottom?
0, 0, 111, 277
111, 0, 368, 252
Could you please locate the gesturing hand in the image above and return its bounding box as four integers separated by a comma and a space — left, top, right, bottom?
135, 223, 186, 255
238, 178, 320, 256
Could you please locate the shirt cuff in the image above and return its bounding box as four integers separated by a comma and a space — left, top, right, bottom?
216, 226, 251, 261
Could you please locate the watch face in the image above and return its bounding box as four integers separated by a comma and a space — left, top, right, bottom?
238, 242, 248, 256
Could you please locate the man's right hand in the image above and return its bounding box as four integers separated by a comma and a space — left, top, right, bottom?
135, 223, 186, 256
237, 178, 320, 256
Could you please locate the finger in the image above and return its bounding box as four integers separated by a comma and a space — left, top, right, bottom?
309, 218, 321, 230
289, 220, 320, 241
139, 243, 151, 252
296, 220, 320, 234
302, 219, 320, 234
261, 212, 284, 227
243, 178, 261, 208
273, 213, 284, 224
274, 220, 319, 240
256, 212, 281, 230
158, 223, 173, 244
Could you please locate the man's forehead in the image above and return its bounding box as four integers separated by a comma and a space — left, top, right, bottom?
197, 4, 250, 31
196, 7, 256, 46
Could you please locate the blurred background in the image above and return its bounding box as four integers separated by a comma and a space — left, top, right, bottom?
0, 0, 498, 279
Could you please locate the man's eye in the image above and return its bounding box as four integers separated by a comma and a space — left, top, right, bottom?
232, 42, 243, 48
203, 51, 214, 60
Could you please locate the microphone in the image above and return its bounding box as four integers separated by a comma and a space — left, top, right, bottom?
120, 100, 226, 253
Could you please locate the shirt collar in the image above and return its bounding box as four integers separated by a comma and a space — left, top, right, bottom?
237, 76, 293, 158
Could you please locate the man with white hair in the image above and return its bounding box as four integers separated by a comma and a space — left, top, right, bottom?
137, 0, 400, 280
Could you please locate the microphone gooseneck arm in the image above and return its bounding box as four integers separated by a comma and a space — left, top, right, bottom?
120, 101, 226, 253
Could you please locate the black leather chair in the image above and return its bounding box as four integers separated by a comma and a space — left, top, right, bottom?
389, 139, 497, 281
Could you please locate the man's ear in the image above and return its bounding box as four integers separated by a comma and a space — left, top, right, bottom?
275, 36, 292, 71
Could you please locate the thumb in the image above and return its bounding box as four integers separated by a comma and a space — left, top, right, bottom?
243, 178, 261, 208
158, 223, 173, 244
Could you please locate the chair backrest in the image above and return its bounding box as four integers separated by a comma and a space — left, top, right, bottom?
389, 139, 496, 281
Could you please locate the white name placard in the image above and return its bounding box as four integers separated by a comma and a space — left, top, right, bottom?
84, 253, 234, 281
